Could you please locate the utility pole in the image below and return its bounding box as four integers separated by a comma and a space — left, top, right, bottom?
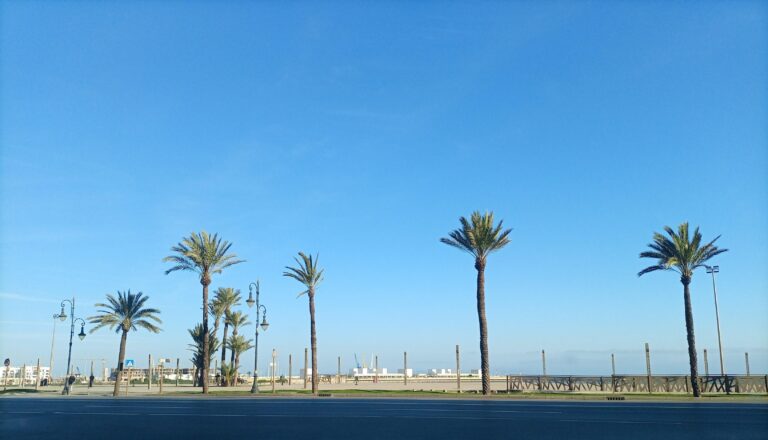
337, 356, 341, 384
541, 350, 547, 376
374, 356, 379, 384
706, 265, 726, 376
611, 353, 616, 393
288, 354, 292, 386
35, 358, 40, 390
176, 358, 180, 387
21, 364, 26, 389
304, 348, 308, 389
456, 345, 461, 393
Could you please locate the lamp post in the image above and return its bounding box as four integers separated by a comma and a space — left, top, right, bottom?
246, 281, 269, 394
49, 314, 61, 385
705, 265, 725, 376
57, 297, 86, 395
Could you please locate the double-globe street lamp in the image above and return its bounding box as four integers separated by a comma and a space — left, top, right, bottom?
56, 297, 87, 395
246, 281, 269, 394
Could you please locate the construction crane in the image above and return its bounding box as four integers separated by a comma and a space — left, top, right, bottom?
354, 354, 361, 369
74, 358, 108, 381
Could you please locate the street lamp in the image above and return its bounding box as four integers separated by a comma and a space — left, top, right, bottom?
705, 265, 725, 376
57, 297, 86, 395
246, 281, 269, 394
49, 314, 61, 385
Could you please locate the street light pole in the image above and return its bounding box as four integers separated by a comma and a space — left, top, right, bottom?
706, 265, 725, 376
49, 314, 60, 384
246, 281, 269, 394
57, 297, 86, 395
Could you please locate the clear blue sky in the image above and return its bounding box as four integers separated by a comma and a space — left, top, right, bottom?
1, 1, 766, 377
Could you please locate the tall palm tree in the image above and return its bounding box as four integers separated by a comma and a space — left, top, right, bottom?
188, 324, 220, 388
441, 211, 511, 395
227, 334, 254, 385
213, 287, 241, 384
164, 231, 244, 394
88, 290, 162, 397
638, 222, 727, 397
227, 310, 250, 365
284, 252, 324, 395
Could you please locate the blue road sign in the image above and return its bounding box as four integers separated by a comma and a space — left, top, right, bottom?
125, 359, 134, 367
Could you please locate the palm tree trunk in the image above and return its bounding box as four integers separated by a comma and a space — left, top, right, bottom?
201, 277, 210, 394
309, 289, 318, 395
113, 330, 128, 397
230, 329, 237, 365
682, 279, 701, 397
475, 258, 490, 395
220, 323, 229, 386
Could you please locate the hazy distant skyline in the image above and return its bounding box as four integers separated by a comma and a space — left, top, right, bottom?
1, 1, 766, 376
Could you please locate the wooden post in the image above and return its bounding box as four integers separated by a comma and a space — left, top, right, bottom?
403, 352, 408, 386
125, 367, 131, 396
337, 356, 341, 384
745, 352, 750, 376
645, 343, 652, 393
541, 350, 547, 376
611, 353, 616, 393
35, 358, 41, 390
159, 359, 164, 394
148, 354, 152, 390
20, 364, 25, 388
288, 354, 292, 385
455, 345, 461, 393
176, 358, 180, 387
704, 349, 709, 376
304, 348, 308, 389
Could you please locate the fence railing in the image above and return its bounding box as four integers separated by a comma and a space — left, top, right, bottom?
504, 374, 768, 394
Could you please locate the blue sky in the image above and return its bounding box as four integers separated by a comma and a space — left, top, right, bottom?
1, 1, 766, 377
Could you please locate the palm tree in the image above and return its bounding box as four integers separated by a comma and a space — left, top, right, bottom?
164, 231, 244, 394
441, 211, 511, 395
227, 310, 250, 365
188, 323, 220, 388
213, 287, 241, 384
284, 252, 324, 395
88, 290, 162, 397
638, 222, 727, 397
227, 334, 254, 385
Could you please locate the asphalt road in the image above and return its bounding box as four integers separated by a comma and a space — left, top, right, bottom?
1, 397, 767, 440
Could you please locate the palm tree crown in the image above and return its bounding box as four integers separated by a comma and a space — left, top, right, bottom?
283, 252, 324, 295
88, 290, 162, 334
163, 231, 244, 284
638, 222, 727, 281
226, 310, 251, 334
440, 211, 512, 264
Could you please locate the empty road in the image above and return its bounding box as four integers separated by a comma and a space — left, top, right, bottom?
1, 397, 766, 439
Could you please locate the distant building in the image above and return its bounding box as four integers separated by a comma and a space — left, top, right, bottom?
0, 366, 51, 384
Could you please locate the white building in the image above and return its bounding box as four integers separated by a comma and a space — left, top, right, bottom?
0, 366, 51, 384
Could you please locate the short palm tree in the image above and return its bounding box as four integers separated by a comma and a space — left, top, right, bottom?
227, 334, 254, 385
213, 287, 241, 384
188, 323, 220, 388
441, 211, 511, 395
164, 231, 244, 394
284, 252, 324, 395
639, 222, 727, 397
226, 310, 250, 365
88, 290, 162, 397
